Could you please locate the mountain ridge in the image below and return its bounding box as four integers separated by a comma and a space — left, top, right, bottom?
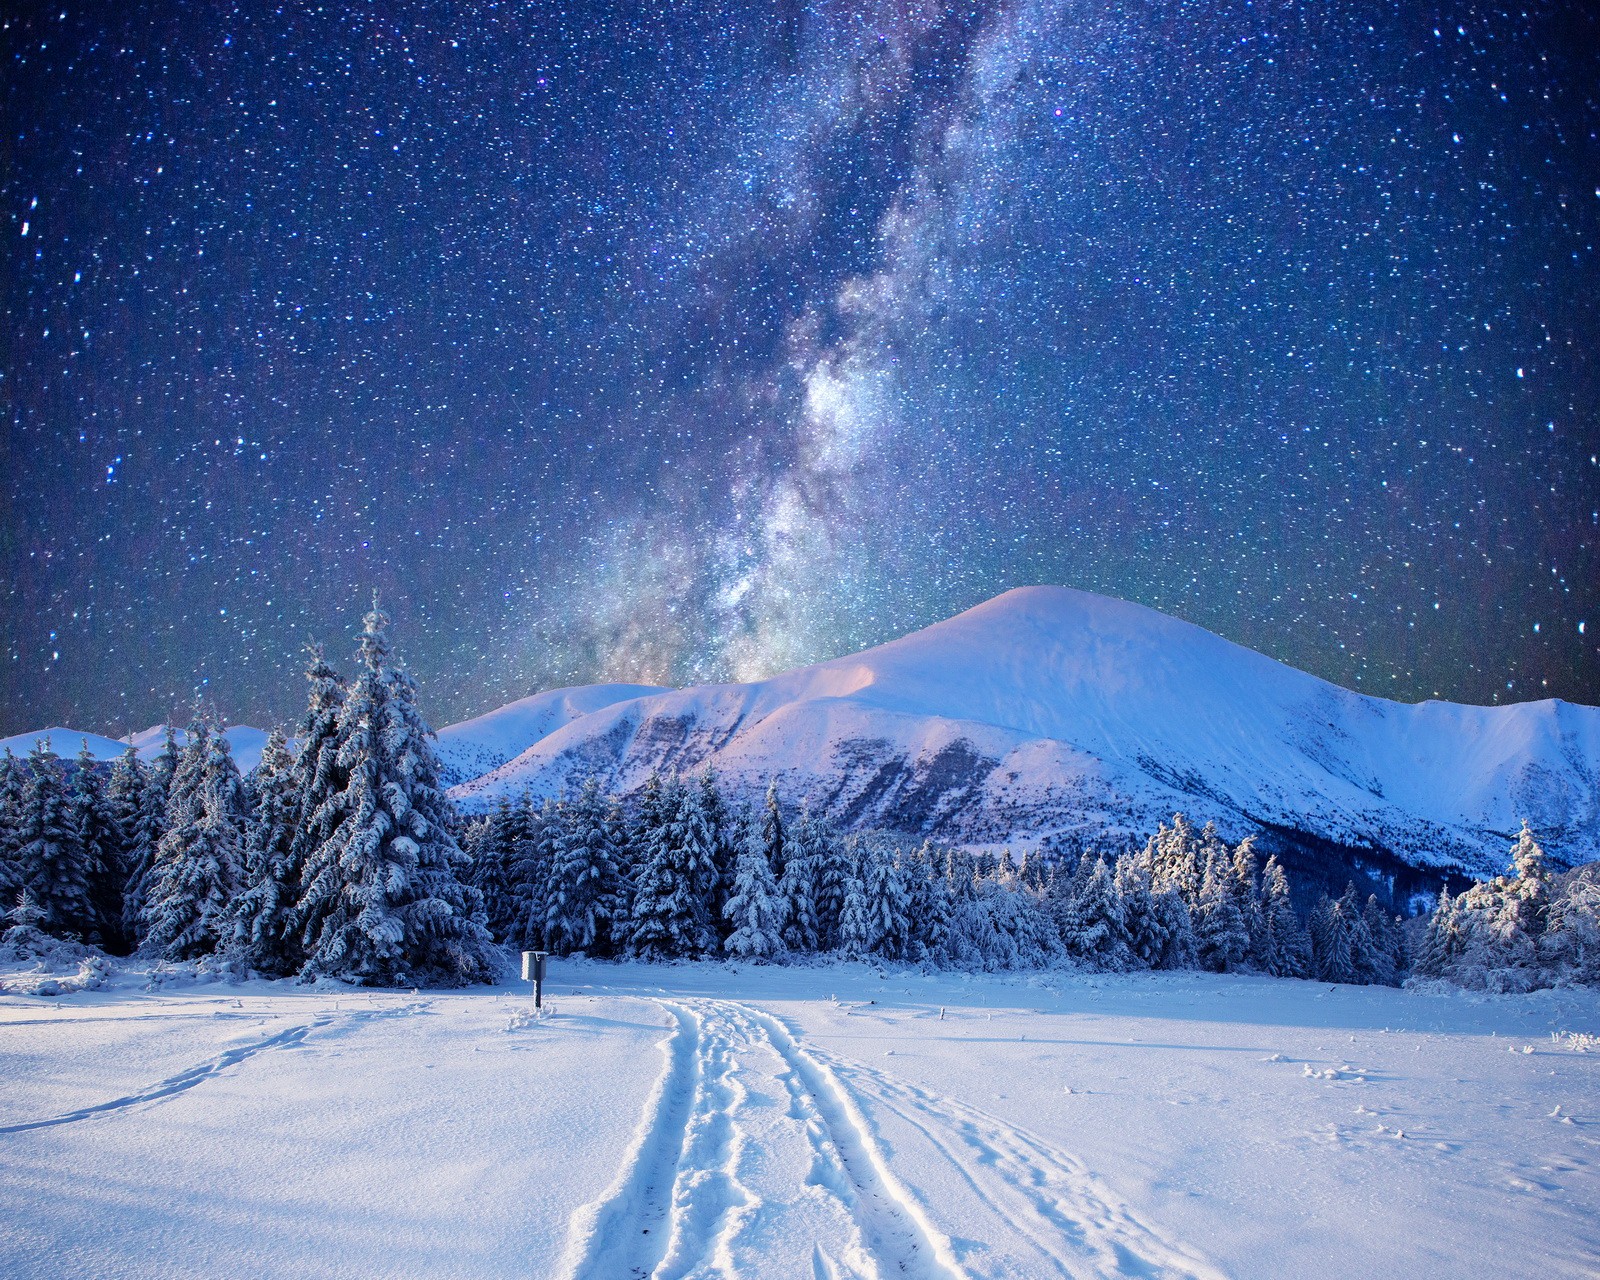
9, 587, 1595, 884
445, 587, 1600, 882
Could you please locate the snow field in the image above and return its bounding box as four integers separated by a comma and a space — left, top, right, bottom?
3, 961, 1598, 1278
0, 982, 665, 1279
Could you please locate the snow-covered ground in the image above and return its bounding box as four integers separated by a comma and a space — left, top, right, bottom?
2, 960, 1597, 1279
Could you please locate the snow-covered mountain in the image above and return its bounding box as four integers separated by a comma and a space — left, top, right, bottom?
10, 587, 1594, 881
0, 724, 271, 774
433, 683, 666, 786
445, 587, 1600, 880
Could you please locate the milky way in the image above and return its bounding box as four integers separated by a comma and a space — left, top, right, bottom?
4, 1, 1598, 735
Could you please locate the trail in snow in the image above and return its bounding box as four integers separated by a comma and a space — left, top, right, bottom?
0, 1001, 429, 1136
557, 996, 1221, 1279
558, 997, 963, 1280
558, 1001, 699, 1280
806, 1040, 1229, 1280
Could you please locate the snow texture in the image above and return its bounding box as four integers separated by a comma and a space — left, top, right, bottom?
2, 956, 1597, 1278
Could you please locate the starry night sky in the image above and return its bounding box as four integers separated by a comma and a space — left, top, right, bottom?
4, 1, 1598, 737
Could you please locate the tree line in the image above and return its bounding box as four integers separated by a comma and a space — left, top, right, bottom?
0, 599, 1592, 990
1412, 824, 1600, 993
0, 600, 490, 986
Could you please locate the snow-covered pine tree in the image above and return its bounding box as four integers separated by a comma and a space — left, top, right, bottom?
902, 840, 952, 963
142, 722, 247, 960
1257, 855, 1310, 978
758, 779, 786, 879
779, 808, 825, 954
1542, 875, 1600, 986
469, 793, 521, 942
296, 601, 492, 986
0, 750, 24, 904
835, 843, 873, 960
1433, 825, 1553, 992
18, 738, 93, 940
1230, 837, 1265, 966
232, 727, 302, 974
697, 770, 736, 940
1153, 885, 1197, 969
998, 858, 1060, 969
678, 777, 722, 948
1360, 894, 1399, 986
812, 816, 850, 951
1148, 814, 1203, 906
1114, 852, 1162, 970
68, 740, 123, 949
285, 643, 348, 893
1195, 843, 1251, 973
1054, 854, 1114, 967
1309, 885, 1372, 984
628, 774, 717, 959
544, 778, 622, 956
510, 795, 559, 950
103, 744, 147, 918
862, 837, 912, 961
458, 812, 496, 930
123, 727, 178, 946
1410, 888, 1454, 978
1501, 821, 1550, 952
724, 808, 787, 963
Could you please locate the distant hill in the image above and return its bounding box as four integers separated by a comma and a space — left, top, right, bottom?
443, 587, 1599, 886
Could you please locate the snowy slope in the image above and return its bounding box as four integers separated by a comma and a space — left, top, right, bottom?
0, 724, 271, 774
448, 587, 1600, 877
432, 683, 665, 786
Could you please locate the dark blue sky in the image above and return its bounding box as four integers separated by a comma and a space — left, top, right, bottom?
4, 0, 1597, 736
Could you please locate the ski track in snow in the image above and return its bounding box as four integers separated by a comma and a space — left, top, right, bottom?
0, 1001, 430, 1136
805, 1041, 1228, 1280
559, 997, 962, 1280
559, 997, 1218, 1279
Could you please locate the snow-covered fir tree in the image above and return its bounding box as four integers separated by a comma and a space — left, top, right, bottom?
68, 740, 123, 949
296, 600, 492, 986
1114, 853, 1164, 968
1057, 855, 1128, 969
468, 792, 524, 943
697, 770, 736, 941
835, 844, 873, 960
1359, 894, 1401, 986
17, 739, 92, 940
510, 796, 560, 950
0, 750, 24, 904
1257, 856, 1310, 978
628, 774, 718, 959
544, 778, 623, 956
1542, 873, 1600, 986
1195, 842, 1251, 973
861, 837, 912, 961
123, 726, 178, 946
723, 807, 787, 962
902, 841, 952, 964
1420, 823, 1559, 993
232, 727, 302, 974
778, 808, 826, 954
103, 744, 147, 906
285, 643, 348, 891
1230, 837, 1264, 966
1147, 814, 1203, 904
142, 721, 247, 961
